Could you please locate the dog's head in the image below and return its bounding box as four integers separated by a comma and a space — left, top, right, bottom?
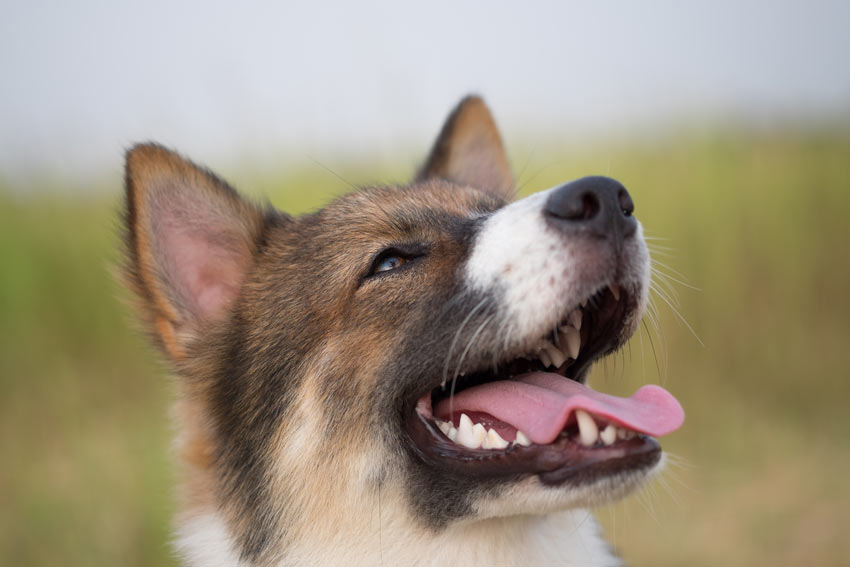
122, 96, 683, 561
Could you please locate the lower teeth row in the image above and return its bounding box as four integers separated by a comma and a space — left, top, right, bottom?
575, 409, 636, 447
436, 410, 637, 450
435, 414, 530, 450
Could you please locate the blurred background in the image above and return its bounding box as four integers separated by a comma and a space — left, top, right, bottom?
2, 1, 849, 565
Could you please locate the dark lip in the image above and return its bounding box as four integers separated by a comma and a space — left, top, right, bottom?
402, 283, 657, 483
404, 406, 661, 485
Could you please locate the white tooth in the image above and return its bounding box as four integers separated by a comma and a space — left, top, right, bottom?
575, 410, 599, 447
608, 283, 621, 301
542, 341, 567, 369
448, 426, 458, 441
549, 348, 567, 369
459, 413, 473, 430
561, 326, 581, 360
538, 349, 553, 368
568, 309, 583, 330
485, 428, 509, 450
581, 297, 588, 308
515, 430, 532, 446
437, 420, 451, 436
471, 423, 487, 448
600, 424, 617, 445
456, 414, 477, 448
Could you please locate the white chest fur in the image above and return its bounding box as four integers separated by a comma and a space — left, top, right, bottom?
175, 508, 620, 567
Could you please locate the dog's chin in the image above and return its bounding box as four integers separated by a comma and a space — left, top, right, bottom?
401, 282, 676, 513
472, 458, 664, 521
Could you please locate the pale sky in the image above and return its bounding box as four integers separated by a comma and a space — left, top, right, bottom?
1, 0, 848, 186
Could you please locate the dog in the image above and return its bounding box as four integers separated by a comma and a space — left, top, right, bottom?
121, 95, 684, 566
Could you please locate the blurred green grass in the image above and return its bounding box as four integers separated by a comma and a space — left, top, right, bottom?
1, 129, 849, 565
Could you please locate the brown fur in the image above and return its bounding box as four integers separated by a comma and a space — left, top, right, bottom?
120, 96, 645, 565
122, 97, 516, 562
418, 95, 515, 199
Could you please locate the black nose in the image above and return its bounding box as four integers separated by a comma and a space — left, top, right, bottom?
544, 176, 637, 243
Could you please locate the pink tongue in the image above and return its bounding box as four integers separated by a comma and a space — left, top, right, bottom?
433, 372, 684, 444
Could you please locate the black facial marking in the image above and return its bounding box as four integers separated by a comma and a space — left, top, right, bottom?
201, 185, 503, 559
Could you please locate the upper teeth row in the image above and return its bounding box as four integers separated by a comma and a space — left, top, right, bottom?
436, 414, 532, 450
533, 307, 582, 369
530, 283, 621, 369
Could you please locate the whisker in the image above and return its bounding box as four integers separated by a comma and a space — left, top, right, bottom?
646, 242, 677, 252
651, 267, 701, 297
642, 319, 664, 383
306, 156, 358, 190
449, 314, 495, 418
655, 473, 682, 509
441, 298, 488, 389
663, 452, 697, 472
637, 322, 647, 381
634, 486, 660, 526
517, 158, 568, 193
650, 283, 703, 346
514, 141, 538, 197
651, 259, 700, 289
650, 270, 682, 301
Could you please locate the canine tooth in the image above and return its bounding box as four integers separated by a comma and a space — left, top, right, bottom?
471, 423, 487, 448
515, 430, 532, 446
538, 349, 553, 368
568, 309, 583, 330
484, 428, 509, 450
456, 414, 480, 448
581, 297, 588, 308
457, 413, 473, 436
608, 283, 621, 301
448, 426, 458, 441
437, 420, 451, 436
549, 348, 567, 369
542, 341, 567, 369
561, 326, 581, 360
575, 410, 599, 447
600, 424, 617, 445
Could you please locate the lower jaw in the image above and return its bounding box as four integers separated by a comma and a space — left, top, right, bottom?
405, 399, 662, 487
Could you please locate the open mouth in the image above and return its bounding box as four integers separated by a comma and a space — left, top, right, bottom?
405, 283, 684, 486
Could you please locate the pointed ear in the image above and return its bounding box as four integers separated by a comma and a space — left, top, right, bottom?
122, 143, 266, 360
417, 95, 515, 200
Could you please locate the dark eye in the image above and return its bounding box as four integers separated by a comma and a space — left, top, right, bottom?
374, 254, 406, 274
364, 245, 427, 281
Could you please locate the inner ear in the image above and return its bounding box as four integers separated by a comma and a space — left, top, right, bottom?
149, 187, 257, 321
417, 95, 515, 200
123, 144, 266, 351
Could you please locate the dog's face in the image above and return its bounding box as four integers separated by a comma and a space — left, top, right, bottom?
122, 96, 683, 562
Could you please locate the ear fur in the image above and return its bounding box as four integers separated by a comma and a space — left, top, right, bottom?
122, 143, 265, 360
417, 95, 515, 200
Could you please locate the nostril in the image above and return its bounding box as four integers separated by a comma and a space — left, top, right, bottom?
544, 176, 635, 239
580, 192, 600, 220
618, 189, 634, 217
